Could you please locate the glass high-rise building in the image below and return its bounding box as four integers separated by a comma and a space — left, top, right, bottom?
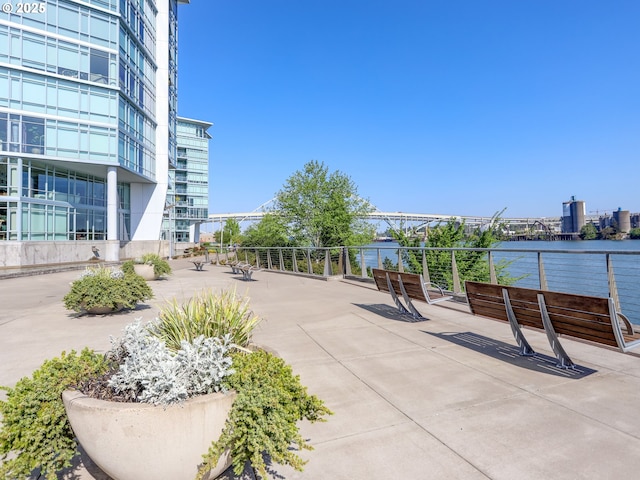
0, 0, 191, 266
163, 116, 211, 244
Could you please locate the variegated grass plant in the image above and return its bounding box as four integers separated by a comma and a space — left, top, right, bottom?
153, 287, 261, 351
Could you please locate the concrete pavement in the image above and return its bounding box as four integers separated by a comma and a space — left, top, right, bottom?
2, 260, 640, 479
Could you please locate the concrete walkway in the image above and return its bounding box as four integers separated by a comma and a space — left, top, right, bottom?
2, 260, 640, 479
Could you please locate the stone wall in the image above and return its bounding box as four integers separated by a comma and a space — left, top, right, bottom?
0, 240, 177, 268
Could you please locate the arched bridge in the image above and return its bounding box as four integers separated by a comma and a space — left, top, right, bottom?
208, 210, 564, 233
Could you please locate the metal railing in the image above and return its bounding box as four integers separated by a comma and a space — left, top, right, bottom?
210, 245, 640, 325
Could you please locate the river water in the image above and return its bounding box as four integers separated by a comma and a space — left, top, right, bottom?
360, 240, 640, 324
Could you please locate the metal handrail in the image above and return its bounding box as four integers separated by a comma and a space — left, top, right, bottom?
215, 244, 640, 325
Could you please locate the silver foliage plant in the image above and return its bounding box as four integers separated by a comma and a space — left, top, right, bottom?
107, 320, 234, 406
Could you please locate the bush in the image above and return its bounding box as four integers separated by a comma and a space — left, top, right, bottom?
120, 259, 135, 275
141, 253, 172, 277
63, 266, 153, 312
0, 349, 110, 480
153, 288, 261, 350
121, 253, 172, 277
199, 350, 333, 479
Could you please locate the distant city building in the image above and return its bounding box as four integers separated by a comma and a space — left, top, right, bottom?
163, 117, 211, 244
612, 208, 631, 233
562, 196, 586, 233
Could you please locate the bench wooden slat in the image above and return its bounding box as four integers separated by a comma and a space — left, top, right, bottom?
467, 284, 544, 329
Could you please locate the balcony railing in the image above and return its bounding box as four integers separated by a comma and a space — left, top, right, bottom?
213, 245, 640, 325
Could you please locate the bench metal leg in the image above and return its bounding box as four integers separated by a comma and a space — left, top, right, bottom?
502, 289, 535, 356
385, 272, 410, 316
537, 294, 575, 369
398, 276, 425, 320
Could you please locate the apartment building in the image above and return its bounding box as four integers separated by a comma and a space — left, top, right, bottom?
0, 0, 196, 267
163, 116, 211, 245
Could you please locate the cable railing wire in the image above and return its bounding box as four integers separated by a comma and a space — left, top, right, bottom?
214, 245, 640, 325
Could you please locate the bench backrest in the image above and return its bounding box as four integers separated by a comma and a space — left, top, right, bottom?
465, 281, 619, 348
372, 268, 390, 292
539, 290, 618, 347
398, 271, 451, 303
466, 281, 544, 330
396, 271, 424, 301
372, 268, 402, 295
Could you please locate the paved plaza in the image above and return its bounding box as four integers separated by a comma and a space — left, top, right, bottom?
2, 260, 640, 479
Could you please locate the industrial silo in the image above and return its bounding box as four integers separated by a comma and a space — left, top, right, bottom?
562, 196, 586, 233
613, 208, 631, 233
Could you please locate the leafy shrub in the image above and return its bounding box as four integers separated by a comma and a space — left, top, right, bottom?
0, 349, 110, 480
199, 350, 333, 479
120, 259, 135, 275
141, 253, 172, 277
107, 320, 234, 405
153, 287, 261, 350
63, 266, 153, 312
121, 254, 171, 277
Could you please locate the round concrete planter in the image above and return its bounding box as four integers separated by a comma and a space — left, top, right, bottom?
133, 264, 158, 280
82, 304, 124, 315
62, 390, 236, 480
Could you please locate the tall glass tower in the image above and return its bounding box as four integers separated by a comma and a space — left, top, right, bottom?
165, 116, 211, 243
0, 0, 189, 265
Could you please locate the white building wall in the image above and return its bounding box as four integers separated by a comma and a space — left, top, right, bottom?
130, 1, 171, 241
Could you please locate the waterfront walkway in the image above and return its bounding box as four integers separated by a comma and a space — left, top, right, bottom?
2, 260, 640, 479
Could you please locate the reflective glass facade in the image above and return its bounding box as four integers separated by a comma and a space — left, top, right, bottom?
164, 116, 210, 242
0, 0, 186, 252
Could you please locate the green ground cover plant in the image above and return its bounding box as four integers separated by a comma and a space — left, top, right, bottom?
0, 349, 110, 480
63, 266, 153, 312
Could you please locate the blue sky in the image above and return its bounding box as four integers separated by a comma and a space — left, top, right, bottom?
177, 0, 639, 219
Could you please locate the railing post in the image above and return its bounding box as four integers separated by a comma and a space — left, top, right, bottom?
267, 249, 273, 270
538, 252, 548, 290
607, 254, 622, 312
489, 251, 497, 284
292, 248, 298, 272
422, 249, 431, 283
377, 249, 382, 269
361, 248, 367, 278
338, 248, 344, 275
279, 248, 285, 271
451, 251, 461, 293
254, 249, 260, 268
324, 250, 332, 276
343, 247, 352, 276
398, 248, 404, 273
306, 249, 312, 274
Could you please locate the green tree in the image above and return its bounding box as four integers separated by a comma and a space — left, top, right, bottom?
242, 213, 291, 247
392, 211, 517, 289
214, 218, 242, 246
599, 226, 618, 240
275, 160, 374, 248
579, 223, 598, 240
629, 227, 640, 239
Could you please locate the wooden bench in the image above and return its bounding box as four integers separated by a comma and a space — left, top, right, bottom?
465, 280, 640, 368
228, 260, 250, 274
191, 259, 206, 271
238, 264, 260, 281
372, 269, 453, 320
